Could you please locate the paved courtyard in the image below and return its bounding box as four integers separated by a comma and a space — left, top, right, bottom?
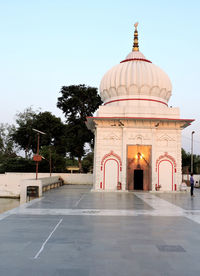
0, 185, 200, 276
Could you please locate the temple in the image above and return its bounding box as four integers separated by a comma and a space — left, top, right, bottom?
86, 23, 194, 191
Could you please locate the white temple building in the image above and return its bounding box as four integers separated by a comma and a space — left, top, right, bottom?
86, 23, 194, 192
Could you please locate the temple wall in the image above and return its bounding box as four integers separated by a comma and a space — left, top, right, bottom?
93, 119, 182, 192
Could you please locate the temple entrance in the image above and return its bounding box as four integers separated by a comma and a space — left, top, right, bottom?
127, 145, 151, 191
134, 170, 143, 190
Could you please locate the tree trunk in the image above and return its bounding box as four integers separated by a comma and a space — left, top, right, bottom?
25, 148, 28, 159
78, 157, 83, 173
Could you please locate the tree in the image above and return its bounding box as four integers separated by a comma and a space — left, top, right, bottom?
0, 123, 17, 158
12, 107, 37, 158
82, 151, 94, 173
1, 157, 35, 173
182, 148, 200, 174
12, 109, 68, 172
57, 84, 102, 171
182, 148, 190, 168
0, 123, 18, 173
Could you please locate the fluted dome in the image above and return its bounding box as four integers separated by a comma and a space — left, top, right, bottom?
100, 50, 172, 108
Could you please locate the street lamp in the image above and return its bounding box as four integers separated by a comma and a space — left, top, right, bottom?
191, 131, 195, 174
33, 128, 46, 180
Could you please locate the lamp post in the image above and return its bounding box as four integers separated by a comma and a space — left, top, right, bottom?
33, 129, 46, 180
191, 131, 195, 174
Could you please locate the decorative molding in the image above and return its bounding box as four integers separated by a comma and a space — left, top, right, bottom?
129, 134, 150, 141
157, 134, 175, 141
101, 150, 122, 171
103, 133, 120, 140
156, 152, 177, 173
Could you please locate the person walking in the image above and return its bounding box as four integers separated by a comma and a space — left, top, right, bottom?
190, 173, 194, 197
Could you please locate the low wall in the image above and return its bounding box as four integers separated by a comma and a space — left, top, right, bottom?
0, 172, 93, 198
59, 173, 93, 185
182, 174, 200, 185
20, 176, 62, 204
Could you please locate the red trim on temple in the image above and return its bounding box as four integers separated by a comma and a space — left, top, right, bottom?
156, 152, 177, 172
101, 151, 122, 167
86, 116, 194, 122
104, 98, 168, 107
120, 58, 152, 63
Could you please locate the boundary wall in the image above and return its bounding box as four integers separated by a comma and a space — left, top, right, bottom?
0, 172, 93, 198
182, 174, 200, 185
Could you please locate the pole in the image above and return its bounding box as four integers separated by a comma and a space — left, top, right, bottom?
191, 131, 195, 174
36, 133, 40, 180
33, 128, 46, 180
49, 148, 52, 177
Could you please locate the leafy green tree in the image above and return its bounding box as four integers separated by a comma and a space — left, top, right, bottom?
12, 107, 37, 158
57, 84, 102, 171
31, 111, 67, 155
1, 157, 35, 173
39, 145, 66, 173
182, 148, 190, 169
82, 151, 93, 173
0, 123, 17, 157
182, 148, 200, 174
0, 123, 18, 173
12, 109, 68, 172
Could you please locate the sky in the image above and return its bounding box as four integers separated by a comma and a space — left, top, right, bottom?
0, 0, 200, 153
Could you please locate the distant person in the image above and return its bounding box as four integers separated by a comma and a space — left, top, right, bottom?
190, 173, 194, 197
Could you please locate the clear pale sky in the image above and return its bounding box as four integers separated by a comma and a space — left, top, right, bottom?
0, 0, 199, 153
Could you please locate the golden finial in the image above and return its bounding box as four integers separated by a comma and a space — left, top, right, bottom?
133, 22, 139, 52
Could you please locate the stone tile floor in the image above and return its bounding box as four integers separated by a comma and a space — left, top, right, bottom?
0, 185, 200, 276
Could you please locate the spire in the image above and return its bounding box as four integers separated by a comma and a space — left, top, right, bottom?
133, 22, 139, 52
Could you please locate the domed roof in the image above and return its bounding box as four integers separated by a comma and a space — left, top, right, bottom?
100, 24, 172, 108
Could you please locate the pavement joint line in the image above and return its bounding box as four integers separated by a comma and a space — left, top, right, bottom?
6, 207, 200, 220
74, 193, 87, 207
33, 218, 63, 259
2, 191, 200, 224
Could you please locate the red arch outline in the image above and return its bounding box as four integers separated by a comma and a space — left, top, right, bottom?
103, 158, 119, 190
101, 151, 122, 171
156, 152, 177, 173
158, 159, 174, 191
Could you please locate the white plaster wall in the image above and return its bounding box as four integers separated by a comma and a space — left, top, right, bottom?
59, 173, 93, 185
97, 105, 180, 119
93, 120, 182, 192
154, 128, 182, 192
94, 125, 122, 190
0, 173, 93, 197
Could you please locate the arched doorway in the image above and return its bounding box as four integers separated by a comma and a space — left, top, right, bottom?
158, 160, 173, 191
104, 159, 119, 190
127, 145, 151, 191
101, 151, 122, 190
156, 153, 176, 191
